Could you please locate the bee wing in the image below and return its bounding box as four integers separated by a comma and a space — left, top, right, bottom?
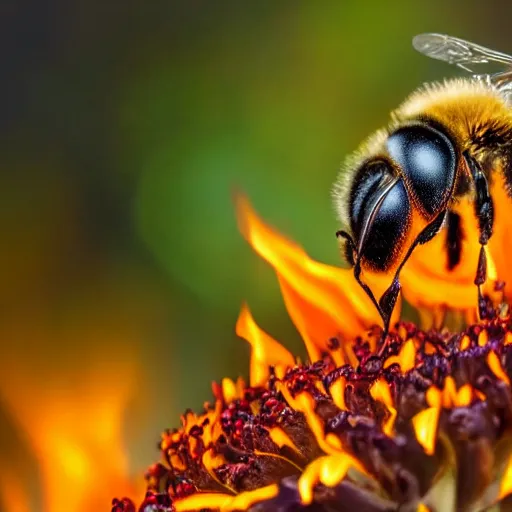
413, 33, 512, 100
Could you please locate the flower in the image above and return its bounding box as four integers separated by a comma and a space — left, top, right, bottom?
113, 193, 512, 512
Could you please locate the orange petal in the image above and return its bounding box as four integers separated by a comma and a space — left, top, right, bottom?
221, 377, 245, 404
267, 426, 303, 457
384, 338, 416, 373
236, 303, 295, 386
401, 199, 484, 312
401, 183, 506, 316
487, 350, 510, 386
412, 407, 440, 456
489, 172, 512, 300
174, 484, 278, 511
501, 454, 512, 500
370, 377, 397, 437
236, 194, 399, 362
297, 453, 367, 505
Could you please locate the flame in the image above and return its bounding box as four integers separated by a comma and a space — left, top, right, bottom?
221, 377, 246, 403
236, 303, 295, 386
0, 470, 31, 512
0, 343, 144, 511
460, 335, 471, 350
487, 351, 510, 386
369, 378, 397, 437
413, 375, 482, 457
414, 376, 481, 457
489, 172, 512, 302
500, 454, 512, 500
277, 383, 342, 455
174, 484, 279, 512
329, 376, 347, 411
426, 377, 475, 409
268, 426, 303, 457
478, 330, 489, 347
412, 407, 440, 456
384, 338, 416, 372
399, 173, 512, 319
297, 453, 367, 505
235, 195, 400, 363
401, 197, 498, 314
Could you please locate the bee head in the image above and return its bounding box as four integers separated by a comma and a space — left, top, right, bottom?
341, 122, 457, 272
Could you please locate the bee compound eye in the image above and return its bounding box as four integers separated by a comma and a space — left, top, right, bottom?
349, 160, 394, 242
349, 160, 411, 272
386, 123, 456, 218
360, 179, 411, 271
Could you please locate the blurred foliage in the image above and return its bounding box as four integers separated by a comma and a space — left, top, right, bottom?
1, 1, 512, 510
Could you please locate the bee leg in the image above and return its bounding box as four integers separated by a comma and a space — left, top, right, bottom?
463, 151, 494, 320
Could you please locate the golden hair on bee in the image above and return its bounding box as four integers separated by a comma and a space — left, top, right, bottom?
396, 78, 512, 152
333, 78, 512, 229
333, 32, 512, 336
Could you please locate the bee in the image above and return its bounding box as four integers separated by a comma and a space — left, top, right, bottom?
334, 33, 512, 335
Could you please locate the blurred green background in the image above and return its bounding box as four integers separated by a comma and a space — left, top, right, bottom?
1, 1, 512, 510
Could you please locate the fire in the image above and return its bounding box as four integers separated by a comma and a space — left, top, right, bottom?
426, 377, 474, 409
383, 338, 416, 372
412, 407, 440, 456
0, 470, 31, 512
369, 377, 397, 437
401, 196, 498, 316
173, 484, 279, 512
0, 342, 145, 511
235, 195, 399, 363
297, 453, 366, 505
119, 195, 512, 511
487, 350, 511, 386
501, 455, 512, 500
235, 303, 295, 386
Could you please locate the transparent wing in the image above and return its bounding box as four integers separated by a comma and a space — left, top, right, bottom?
413, 33, 512, 100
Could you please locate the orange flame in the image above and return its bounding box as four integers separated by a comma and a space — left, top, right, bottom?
369, 378, 397, 437
414, 377, 481, 457
236, 303, 295, 386
0, 470, 31, 512
487, 351, 510, 386
426, 377, 474, 409
174, 484, 279, 512
412, 407, 440, 456
384, 338, 416, 372
401, 197, 498, 315
235, 195, 400, 363
0, 344, 145, 511
500, 454, 512, 500
297, 453, 367, 505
